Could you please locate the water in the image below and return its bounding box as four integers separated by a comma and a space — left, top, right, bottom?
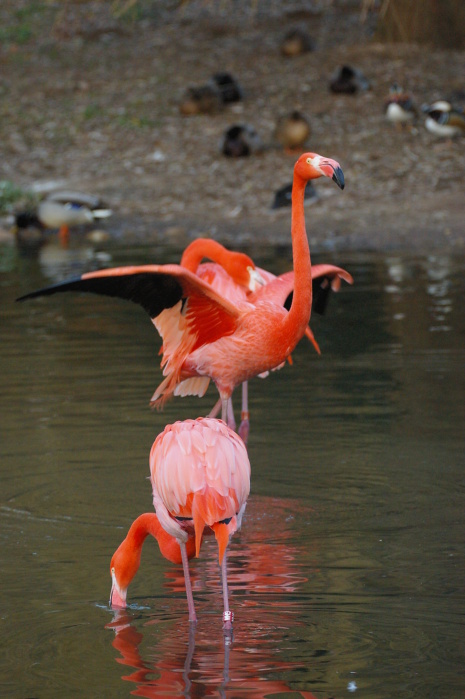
1, 240, 464, 698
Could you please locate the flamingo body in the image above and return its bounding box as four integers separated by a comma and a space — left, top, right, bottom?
110, 417, 250, 627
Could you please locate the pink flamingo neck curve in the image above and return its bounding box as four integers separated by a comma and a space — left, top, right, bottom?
181, 238, 259, 291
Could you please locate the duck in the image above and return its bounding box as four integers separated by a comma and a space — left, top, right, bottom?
280, 27, 314, 56
274, 110, 311, 151
329, 65, 370, 94
271, 181, 318, 209
211, 72, 243, 103
384, 83, 418, 129
422, 100, 465, 138
179, 83, 222, 116
16, 190, 112, 246
221, 124, 263, 157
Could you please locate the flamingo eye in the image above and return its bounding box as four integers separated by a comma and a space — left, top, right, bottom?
306, 157, 312, 164
111, 567, 115, 575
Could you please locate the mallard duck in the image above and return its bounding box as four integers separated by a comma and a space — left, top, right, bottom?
271, 181, 318, 209
330, 65, 370, 94
385, 83, 417, 128
221, 124, 263, 157
280, 27, 314, 57
211, 72, 243, 104
422, 100, 465, 137
16, 191, 112, 246
274, 110, 311, 150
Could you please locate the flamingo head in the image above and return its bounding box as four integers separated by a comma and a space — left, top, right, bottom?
295, 152, 345, 190
109, 543, 141, 609
223, 251, 265, 292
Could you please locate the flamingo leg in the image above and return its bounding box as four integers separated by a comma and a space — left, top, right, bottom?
208, 397, 222, 419
183, 623, 196, 692
226, 399, 236, 432
180, 541, 197, 623
238, 382, 250, 444
221, 549, 233, 633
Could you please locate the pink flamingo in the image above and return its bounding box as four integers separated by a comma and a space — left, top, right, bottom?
17, 152, 345, 431
180, 236, 352, 439
110, 417, 250, 630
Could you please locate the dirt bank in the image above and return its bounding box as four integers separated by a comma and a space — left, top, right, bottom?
1, 1, 464, 252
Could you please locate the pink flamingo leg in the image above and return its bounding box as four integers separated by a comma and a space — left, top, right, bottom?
226, 398, 236, 432
221, 549, 233, 633
238, 382, 250, 444
180, 542, 197, 623
208, 397, 222, 419
211, 397, 236, 432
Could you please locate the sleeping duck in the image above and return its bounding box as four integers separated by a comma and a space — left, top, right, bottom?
330, 65, 370, 94
280, 27, 314, 56
422, 100, 465, 138
221, 124, 263, 157
274, 110, 311, 150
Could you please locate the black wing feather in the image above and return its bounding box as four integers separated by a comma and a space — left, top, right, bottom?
283, 276, 333, 316
16, 272, 184, 319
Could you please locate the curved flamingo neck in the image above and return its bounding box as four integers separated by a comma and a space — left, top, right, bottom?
287, 172, 313, 330
128, 513, 164, 546
181, 239, 229, 273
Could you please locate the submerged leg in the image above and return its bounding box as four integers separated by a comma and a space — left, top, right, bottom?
180, 541, 197, 623
221, 549, 233, 633
238, 382, 250, 444
183, 623, 197, 692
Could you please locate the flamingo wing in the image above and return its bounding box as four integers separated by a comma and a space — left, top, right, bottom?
16, 264, 241, 348
250, 264, 353, 315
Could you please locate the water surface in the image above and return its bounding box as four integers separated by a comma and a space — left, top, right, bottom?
1, 241, 464, 698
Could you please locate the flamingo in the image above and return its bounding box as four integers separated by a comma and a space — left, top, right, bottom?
109, 417, 250, 630
17, 151, 345, 430
180, 236, 352, 439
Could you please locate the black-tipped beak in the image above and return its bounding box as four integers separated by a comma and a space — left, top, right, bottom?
331, 166, 345, 190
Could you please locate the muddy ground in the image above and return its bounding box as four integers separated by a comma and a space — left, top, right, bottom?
1, 0, 464, 253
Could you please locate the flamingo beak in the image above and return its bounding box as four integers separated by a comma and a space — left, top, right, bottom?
319, 159, 345, 190
330, 165, 345, 190
109, 570, 127, 609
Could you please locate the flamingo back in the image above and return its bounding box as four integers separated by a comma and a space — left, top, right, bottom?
150, 417, 250, 562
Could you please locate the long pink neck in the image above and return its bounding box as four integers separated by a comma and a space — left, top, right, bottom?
181, 239, 228, 272
127, 513, 164, 547
286, 172, 312, 333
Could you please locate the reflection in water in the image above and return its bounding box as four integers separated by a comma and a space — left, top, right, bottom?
106, 497, 322, 699
2, 244, 465, 698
